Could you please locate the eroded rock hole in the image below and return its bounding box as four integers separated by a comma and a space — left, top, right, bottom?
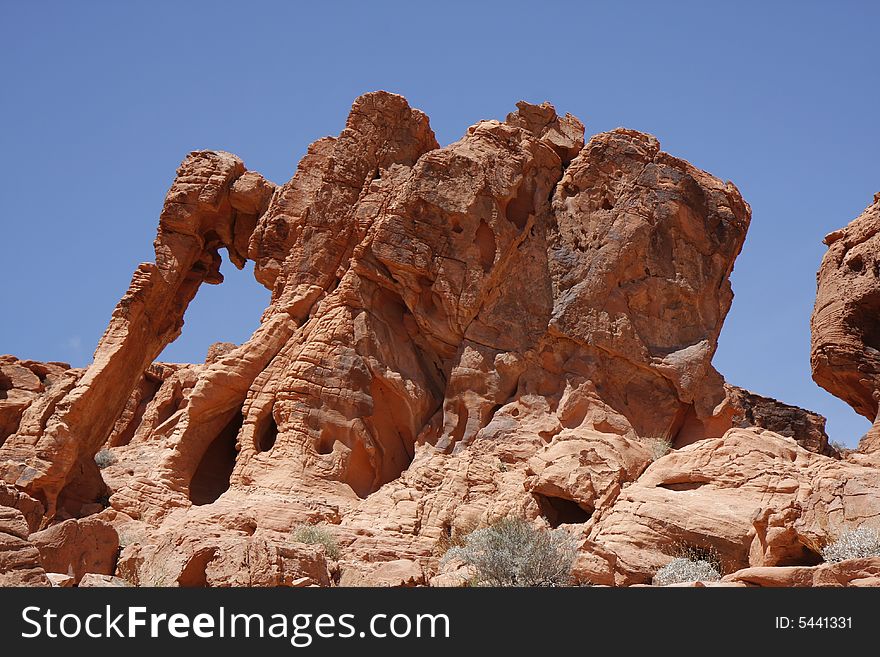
176, 548, 217, 587
535, 493, 592, 528
846, 290, 880, 351
601, 198, 614, 210
255, 412, 278, 453
847, 254, 864, 272
776, 544, 824, 567
344, 439, 374, 500
316, 433, 335, 455
505, 178, 535, 230
658, 481, 708, 491
361, 376, 418, 493
475, 220, 497, 273
189, 411, 241, 506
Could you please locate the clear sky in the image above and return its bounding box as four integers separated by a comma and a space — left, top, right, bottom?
2, 1, 878, 446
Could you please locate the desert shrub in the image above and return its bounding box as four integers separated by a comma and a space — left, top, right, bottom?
435, 517, 480, 557
829, 440, 850, 455
439, 517, 577, 586
291, 524, 340, 560
654, 557, 722, 585
94, 449, 116, 469
646, 437, 672, 460
653, 546, 722, 585
821, 526, 880, 563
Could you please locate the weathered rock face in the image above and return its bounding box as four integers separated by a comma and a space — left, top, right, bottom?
0, 357, 78, 449
722, 558, 880, 587
812, 193, 880, 457
0, 510, 47, 586
29, 516, 119, 584
579, 428, 880, 585
1, 92, 877, 587
724, 384, 831, 455
0, 153, 275, 519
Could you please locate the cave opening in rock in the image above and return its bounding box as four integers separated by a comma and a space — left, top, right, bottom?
176, 547, 217, 587
535, 493, 593, 528
189, 411, 242, 506
255, 412, 278, 453
775, 544, 824, 568
505, 176, 534, 230
475, 219, 497, 272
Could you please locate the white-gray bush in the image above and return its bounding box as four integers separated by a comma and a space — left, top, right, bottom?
653, 556, 722, 585
646, 437, 672, 461
440, 517, 577, 586
94, 449, 116, 469
291, 524, 340, 560
821, 526, 880, 563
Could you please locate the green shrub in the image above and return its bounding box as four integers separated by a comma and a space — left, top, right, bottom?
291, 524, 340, 560
439, 517, 577, 587
821, 527, 880, 563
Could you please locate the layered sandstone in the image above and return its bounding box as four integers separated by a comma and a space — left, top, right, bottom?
0, 92, 877, 587
812, 193, 880, 459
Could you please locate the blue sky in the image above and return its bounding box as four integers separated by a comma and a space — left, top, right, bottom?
1, 1, 878, 445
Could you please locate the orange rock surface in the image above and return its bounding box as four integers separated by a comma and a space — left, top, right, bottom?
1, 92, 877, 587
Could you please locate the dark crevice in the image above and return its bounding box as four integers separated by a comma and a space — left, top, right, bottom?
845, 289, 880, 352
450, 404, 469, 446
110, 376, 163, 447
534, 493, 592, 528
316, 432, 335, 455
657, 481, 708, 491
505, 176, 535, 230
176, 548, 217, 587
189, 411, 241, 506
775, 544, 824, 567
475, 219, 497, 273
255, 411, 278, 453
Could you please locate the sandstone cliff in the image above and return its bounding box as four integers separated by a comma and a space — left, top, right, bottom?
1, 93, 877, 587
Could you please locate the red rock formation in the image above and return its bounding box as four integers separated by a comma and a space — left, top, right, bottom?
29, 516, 119, 584
812, 193, 880, 458
1, 92, 877, 587
722, 558, 880, 587
0, 502, 49, 586
0, 153, 274, 519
